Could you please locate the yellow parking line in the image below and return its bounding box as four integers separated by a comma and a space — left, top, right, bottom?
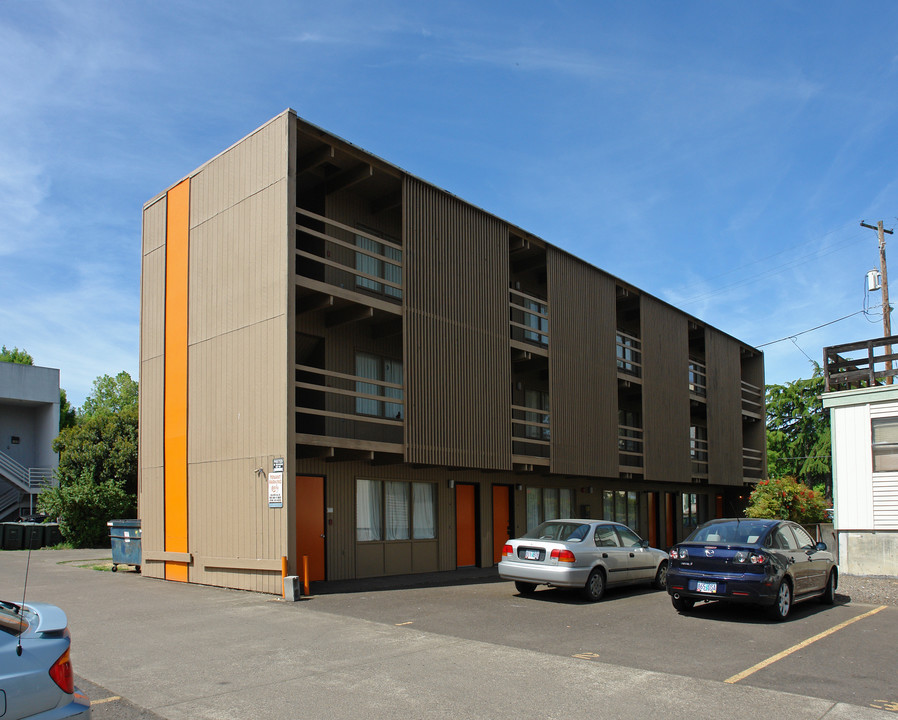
725, 605, 887, 684
91, 696, 121, 705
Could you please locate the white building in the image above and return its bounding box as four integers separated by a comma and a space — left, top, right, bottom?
0, 361, 60, 520
823, 338, 898, 577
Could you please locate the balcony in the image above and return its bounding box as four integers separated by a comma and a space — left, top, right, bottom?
616, 331, 642, 379
741, 380, 763, 419
688, 358, 707, 399
509, 288, 549, 356
511, 403, 550, 466
824, 335, 898, 391
295, 363, 404, 457
743, 447, 763, 480
618, 424, 644, 473
295, 207, 403, 317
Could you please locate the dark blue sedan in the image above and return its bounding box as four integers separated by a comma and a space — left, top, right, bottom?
667, 518, 837, 621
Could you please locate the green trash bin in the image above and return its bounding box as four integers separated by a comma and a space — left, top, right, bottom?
2, 522, 24, 550
108, 519, 141, 572
44, 523, 64, 547
22, 523, 46, 550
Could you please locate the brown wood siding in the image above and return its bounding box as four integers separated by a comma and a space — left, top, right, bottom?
706, 329, 743, 486
547, 250, 618, 476
403, 178, 512, 470
139, 197, 167, 578
642, 297, 691, 484
181, 114, 290, 593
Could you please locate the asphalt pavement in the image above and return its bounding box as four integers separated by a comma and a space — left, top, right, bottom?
1, 548, 895, 720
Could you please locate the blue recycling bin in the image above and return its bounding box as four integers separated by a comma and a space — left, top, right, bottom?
107, 519, 141, 572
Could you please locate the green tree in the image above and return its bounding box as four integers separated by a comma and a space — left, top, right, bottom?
0, 345, 34, 364
766, 368, 832, 495
38, 471, 134, 547
59, 388, 77, 431
745, 475, 829, 523
39, 371, 139, 547
80, 371, 139, 417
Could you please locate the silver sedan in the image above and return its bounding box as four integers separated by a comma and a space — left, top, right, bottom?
498, 519, 669, 601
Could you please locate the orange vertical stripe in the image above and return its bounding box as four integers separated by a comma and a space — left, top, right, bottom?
164, 179, 190, 582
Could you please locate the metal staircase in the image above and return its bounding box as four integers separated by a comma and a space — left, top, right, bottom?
0, 450, 54, 520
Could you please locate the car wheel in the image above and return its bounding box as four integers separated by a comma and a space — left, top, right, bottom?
514, 580, 537, 595
671, 594, 694, 612
582, 568, 606, 602
652, 561, 669, 590
820, 569, 837, 605
768, 579, 792, 621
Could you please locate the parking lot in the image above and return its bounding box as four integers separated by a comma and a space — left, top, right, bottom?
310, 574, 897, 712
3, 550, 897, 719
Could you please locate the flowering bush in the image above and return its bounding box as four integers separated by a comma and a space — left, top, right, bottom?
745, 476, 830, 524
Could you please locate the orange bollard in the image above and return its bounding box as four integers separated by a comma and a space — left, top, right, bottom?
303, 555, 310, 596
281, 556, 288, 598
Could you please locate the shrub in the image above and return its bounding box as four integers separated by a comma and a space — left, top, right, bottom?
745, 475, 829, 524
38, 470, 135, 548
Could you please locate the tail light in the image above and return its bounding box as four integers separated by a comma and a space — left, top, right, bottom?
502, 544, 513, 557
733, 550, 768, 565
550, 549, 576, 563
669, 547, 688, 560
49, 647, 74, 694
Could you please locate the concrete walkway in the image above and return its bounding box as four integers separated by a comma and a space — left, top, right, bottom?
2, 549, 893, 720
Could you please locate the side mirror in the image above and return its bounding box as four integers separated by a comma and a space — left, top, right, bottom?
815, 541, 828, 552
640, 539, 649, 548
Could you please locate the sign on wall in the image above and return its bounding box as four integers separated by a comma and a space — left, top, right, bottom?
268, 471, 283, 508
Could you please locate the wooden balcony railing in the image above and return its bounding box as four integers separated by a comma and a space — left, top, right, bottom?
295, 364, 404, 446
295, 207, 403, 304
511, 404, 550, 460
618, 424, 644, 470
509, 288, 549, 347
616, 331, 642, 378
743, 447, 764, 479
824, 335, 898, 391
688, 358, 707, 398
741, 380, 763, 417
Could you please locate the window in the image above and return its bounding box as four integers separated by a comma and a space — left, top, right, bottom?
355, 353, 403, 419
355, 234, 402, 299
602, 490, 639, 529
356, 479, 437, 542
523, 299, 548, 344
791, 524, 816, 549
682, 493, 699, 528
594, 525, 620, 547
524, 388, 550, 441
872, 417, 898, 472
525, 487, 575, 530
690, 426, 708, 473
616, 525, 644, 548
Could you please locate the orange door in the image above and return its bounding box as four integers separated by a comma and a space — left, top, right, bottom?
456, 484, 477, 567
492, 485, 511, 564
296, 476, 326, 582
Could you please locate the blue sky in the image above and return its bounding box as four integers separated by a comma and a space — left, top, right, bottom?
2, 1, 898, 407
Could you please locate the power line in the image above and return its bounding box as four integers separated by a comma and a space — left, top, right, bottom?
756, 310, 869, 348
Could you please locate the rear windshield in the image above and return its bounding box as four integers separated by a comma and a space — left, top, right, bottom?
686, 521, 770, 545
0, 604, 30, 636
522, 522, 590, 542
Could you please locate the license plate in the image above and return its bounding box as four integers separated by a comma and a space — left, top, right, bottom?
524, 549, 540, 560
696, 581, 717, 594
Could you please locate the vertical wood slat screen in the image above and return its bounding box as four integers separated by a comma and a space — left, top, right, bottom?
706, 328, 744, 486
403, 178, 512, 470
642, 297, 691, 484
547, 250, 618, 476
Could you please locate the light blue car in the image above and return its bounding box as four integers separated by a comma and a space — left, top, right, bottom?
0, 600, 91, 719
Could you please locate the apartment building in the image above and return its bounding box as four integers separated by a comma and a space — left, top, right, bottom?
139, 109, 765, 593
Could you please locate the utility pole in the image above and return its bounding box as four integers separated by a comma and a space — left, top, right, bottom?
862, 220, 895, 382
